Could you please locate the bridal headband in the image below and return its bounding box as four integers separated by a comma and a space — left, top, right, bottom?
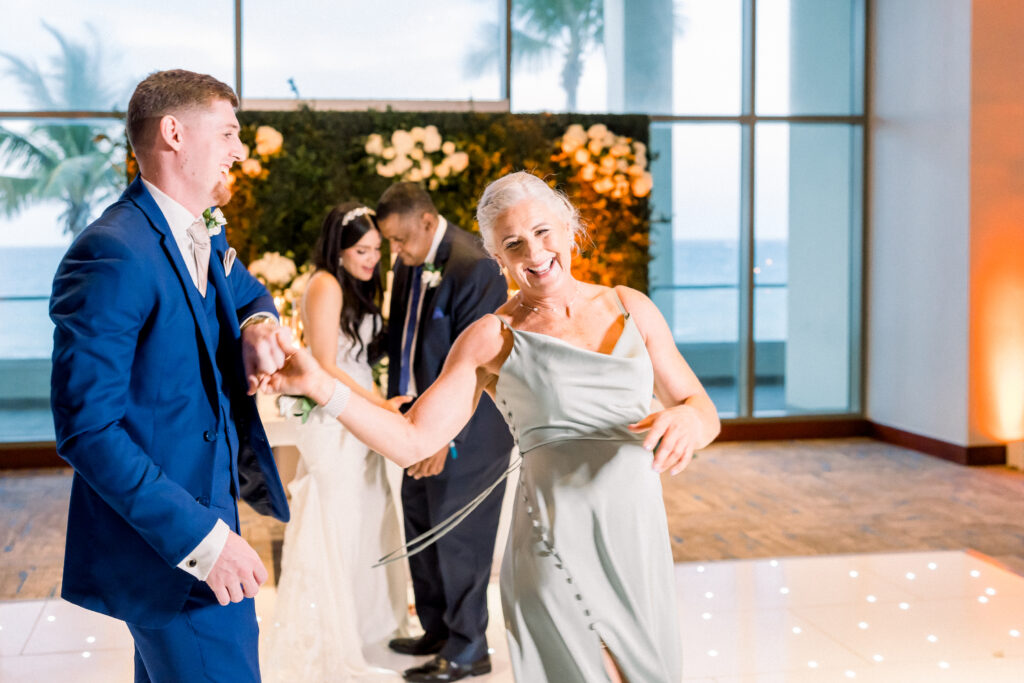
341, 206, 376, 227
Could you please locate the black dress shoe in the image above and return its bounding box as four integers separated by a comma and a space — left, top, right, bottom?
388, 634, 447, 656
402, 655, 492, 682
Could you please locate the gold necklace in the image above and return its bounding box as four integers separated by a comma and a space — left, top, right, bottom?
517, 285, 580, 313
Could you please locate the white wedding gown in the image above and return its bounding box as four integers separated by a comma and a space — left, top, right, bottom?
262, 313, 410, 681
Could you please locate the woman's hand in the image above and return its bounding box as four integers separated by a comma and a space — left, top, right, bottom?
628, 404, 704, 475
264, 330, 335, 405
383, 395, 413, 414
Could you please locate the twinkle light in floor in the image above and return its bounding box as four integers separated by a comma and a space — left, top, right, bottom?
905, 572, 916, 580
849, 570, 859, 578
81, 652, 91, 659
704, 591, 714, 599
970, 570, 981, 578
701, 612, 712, 620
792, 626, 802, 635
696, 565, 705, 573
769, 560, 779, 567
927, 634, 938, 643
872, 654, 884, 663
807, 660, 818, 668
858, 621, 869, 630
707, 650, 718, 657
899, 602, 910, 610
85, 636, 95, 644
928, 562, 938, 570
978, 596, 989, 604
779, 586, 790, 595
985, 587, 997, 596
46, 615, 55, 622
845, 671, 857, 678
866, 595, 877, 603
938, 661, 951, 669
1010, 629, 1021, 638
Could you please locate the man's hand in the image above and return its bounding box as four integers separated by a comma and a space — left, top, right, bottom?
407, 445, 449, 480
242, 319, 288, 395
205, 530, 268, 606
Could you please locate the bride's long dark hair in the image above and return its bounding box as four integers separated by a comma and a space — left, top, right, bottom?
311, 201, 385, 363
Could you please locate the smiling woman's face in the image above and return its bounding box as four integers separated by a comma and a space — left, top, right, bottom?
492, 199, 574, 293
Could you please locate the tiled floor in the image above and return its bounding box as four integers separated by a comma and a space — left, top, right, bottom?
2, 549, 1022, 682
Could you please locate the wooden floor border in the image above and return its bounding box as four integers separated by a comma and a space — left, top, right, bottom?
1, 420, 1009, 468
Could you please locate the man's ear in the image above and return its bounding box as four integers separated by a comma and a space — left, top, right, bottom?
421, 211, 438, 233
158, 114, 184, 151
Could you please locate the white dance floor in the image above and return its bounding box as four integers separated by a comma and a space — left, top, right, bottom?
2, 550, 1022, 682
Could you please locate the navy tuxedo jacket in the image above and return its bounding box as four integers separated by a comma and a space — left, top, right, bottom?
387, 222, 513, 478
49, 176, 289, 627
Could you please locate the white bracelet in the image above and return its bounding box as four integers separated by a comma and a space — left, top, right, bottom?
321, 379, 351, 419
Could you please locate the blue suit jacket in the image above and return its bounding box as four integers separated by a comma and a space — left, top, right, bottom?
49, 176, 289, 628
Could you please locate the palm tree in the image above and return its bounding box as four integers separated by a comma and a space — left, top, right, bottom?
0, 23, 128, 236
467, 0, 604, 111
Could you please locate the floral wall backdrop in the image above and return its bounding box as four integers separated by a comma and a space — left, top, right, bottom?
225, 110, 650, 295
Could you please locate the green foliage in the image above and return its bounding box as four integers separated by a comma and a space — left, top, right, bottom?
229, 109, 651, 291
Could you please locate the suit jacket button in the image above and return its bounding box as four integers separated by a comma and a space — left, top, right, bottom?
203, 430, 215, 442
187, 559, 197, 568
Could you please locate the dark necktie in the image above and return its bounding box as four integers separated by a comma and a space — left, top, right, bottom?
398, 266, 423, 396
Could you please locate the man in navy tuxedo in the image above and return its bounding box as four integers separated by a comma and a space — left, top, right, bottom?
377, 183, 514, 682
49, 69, 290, 682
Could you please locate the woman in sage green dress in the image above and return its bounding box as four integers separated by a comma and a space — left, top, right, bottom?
267, 171, 720, 682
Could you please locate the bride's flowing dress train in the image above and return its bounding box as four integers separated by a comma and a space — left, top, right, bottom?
262, 314, 409, 681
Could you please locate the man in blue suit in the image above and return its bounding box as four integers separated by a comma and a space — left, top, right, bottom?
49, 69, 290, 682
377, 183, 514, 682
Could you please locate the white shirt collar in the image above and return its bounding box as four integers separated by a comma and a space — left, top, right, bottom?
141, 178, 202, 237
424, 215, 447, 266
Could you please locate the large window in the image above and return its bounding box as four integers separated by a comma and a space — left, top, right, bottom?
0, 0, 865, 443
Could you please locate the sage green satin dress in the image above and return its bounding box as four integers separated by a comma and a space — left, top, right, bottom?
493, 293, 681, 682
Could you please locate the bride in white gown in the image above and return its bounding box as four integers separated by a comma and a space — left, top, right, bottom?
262, 203, 410, 681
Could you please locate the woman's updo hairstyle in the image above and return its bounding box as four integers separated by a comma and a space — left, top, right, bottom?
475, 171, 587, 258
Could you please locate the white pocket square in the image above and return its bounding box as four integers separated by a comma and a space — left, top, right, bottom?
223, 248, 237, 276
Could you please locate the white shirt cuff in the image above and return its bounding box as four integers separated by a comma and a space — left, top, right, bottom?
176, 518, 230, 581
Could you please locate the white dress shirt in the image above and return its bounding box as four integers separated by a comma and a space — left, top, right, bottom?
141, 178, 230, 581
400, 216, 447, 398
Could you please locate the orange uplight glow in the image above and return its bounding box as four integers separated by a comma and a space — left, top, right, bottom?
971, 218, 1024, 442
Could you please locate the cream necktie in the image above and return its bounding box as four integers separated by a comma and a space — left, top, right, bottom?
186, 219, 211, 297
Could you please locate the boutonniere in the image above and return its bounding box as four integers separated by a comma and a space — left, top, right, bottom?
202, 207, 227, 236
421, 262, 443, 289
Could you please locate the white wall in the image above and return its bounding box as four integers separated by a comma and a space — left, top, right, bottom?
867, 1, 972, 444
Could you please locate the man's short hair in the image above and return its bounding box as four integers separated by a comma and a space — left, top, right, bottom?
126, 69, 238, 151
376, 182, 438, 222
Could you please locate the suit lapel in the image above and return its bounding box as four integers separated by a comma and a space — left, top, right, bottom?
417, 224, 455, 338
125, 177, 218, 368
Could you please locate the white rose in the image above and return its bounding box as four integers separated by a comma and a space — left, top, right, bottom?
407, 168, 423, 182
434, 159, 452, 179
565, 123, 587, 147
410, 126, 426, 143
391, 129, 414, 155
447, 151, 469, 173
288, 270, 313, 299
377, 162, 396, 178
254, 126, 283, 156
593, 177, 614, 194
420, 158, 434, 177
602, 131, 617, 148
392, 155, 414, 175
365, 133, 384, 156
587, 123, 608, 140
441, 140, 456, 155
587, 138, 604, 156
249, 252, 296, 287
633, 141, 647, 158
631, 171, 653, 197
410, 147, 424, 161
382, 146, 397, 160
240, 158, 262, 177
573, 148, 590, 165
423, 126, 443, 153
